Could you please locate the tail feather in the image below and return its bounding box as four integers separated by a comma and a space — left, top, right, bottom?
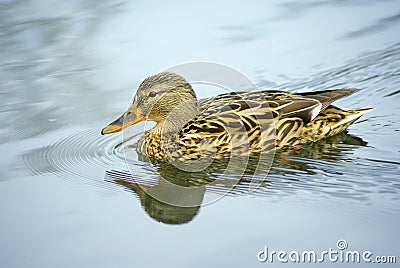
332, 107, 373, 130
298, 88, 359, 111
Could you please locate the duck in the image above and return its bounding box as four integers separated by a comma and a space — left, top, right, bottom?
101, 72, 372, 161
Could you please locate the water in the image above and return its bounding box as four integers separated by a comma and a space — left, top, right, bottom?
1, 0, 399, 267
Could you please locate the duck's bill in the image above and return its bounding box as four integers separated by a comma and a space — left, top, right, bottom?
101, 110, 146, 135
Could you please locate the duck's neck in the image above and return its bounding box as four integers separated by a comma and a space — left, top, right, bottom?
151, 99, 200, 136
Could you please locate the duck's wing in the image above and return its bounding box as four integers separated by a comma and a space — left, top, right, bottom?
182, 90, 325, 155
196, 89, 365, 149
200, 88, 360, 123
200, 90, 319, 120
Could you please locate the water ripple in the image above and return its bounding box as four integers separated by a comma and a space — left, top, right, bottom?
17, 124, 137, 189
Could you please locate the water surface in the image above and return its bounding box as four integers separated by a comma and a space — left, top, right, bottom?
1, 1, 399, 267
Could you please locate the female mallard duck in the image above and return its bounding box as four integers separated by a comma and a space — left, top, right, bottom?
102, 72, 372, 160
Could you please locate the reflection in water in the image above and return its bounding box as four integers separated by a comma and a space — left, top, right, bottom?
108, 170, 203, 225
106, 131, 369, 225
276, 130, 367, 165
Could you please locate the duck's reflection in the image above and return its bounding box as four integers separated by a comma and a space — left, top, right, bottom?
106, 131, 368, 225
109, 171, 204, 225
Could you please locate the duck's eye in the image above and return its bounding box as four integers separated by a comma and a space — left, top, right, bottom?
148, 91, 157, 97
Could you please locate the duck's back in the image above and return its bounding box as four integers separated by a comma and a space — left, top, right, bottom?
175, 89, 371, 158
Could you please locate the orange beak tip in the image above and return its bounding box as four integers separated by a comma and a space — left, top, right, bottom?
101, 111, 146, 135
101, 125, 123, 135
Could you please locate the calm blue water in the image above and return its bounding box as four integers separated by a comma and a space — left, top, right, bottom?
1, 1, 399, 267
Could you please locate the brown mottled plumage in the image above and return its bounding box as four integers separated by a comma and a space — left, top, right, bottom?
102, 72, 372, 160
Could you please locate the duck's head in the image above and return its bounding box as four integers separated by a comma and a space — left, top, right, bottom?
101, 72, 199, 135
